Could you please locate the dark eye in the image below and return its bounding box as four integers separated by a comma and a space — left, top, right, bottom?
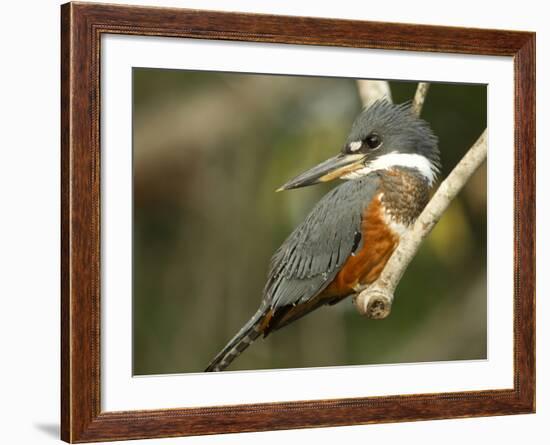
364, 133, 382, 149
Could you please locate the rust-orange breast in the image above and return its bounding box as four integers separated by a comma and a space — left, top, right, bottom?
322, 193, 399, 298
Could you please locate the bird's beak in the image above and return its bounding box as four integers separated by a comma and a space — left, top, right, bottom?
277, 153, 365, 191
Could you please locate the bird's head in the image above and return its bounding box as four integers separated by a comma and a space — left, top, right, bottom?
277, 100, 440, 191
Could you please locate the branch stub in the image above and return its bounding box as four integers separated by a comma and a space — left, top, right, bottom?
353, 288, 393, 320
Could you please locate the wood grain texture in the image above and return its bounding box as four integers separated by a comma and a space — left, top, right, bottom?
60, 2, 536, 442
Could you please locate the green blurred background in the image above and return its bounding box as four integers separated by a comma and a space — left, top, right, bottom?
132, 68, 487, 375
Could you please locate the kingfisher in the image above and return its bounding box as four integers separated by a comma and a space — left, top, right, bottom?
205, 100, 440, 372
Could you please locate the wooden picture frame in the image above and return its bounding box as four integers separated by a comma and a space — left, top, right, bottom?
61, 2, 535, 442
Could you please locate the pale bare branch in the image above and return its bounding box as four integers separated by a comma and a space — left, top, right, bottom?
411, 82, 430, 116
356, 80, 392, 107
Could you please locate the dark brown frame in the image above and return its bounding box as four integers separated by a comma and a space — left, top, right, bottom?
61, 2, 536, 442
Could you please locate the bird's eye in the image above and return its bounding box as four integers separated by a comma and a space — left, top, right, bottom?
364, 133, 382, 149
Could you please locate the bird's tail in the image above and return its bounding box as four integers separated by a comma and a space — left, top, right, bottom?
205, 308, 266, 372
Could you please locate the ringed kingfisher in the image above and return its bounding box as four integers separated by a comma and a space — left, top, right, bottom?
205, 100, 440, 372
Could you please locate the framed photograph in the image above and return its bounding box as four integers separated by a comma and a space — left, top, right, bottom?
61, 2, 535, 442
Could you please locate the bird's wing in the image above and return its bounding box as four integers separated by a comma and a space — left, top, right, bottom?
264, 174, 381, 310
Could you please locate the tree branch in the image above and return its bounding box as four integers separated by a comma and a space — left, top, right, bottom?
411, 82, 430, 116
356, 80, 392, 108
351, 79, 487, 319
353, 129, 487, 319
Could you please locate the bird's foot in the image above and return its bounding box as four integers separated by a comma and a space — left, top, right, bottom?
352, 283, 368, 293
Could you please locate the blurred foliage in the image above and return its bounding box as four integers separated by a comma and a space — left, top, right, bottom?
132, 68, 487, 375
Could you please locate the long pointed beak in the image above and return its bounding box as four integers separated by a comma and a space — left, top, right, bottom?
277, 153, 365, 191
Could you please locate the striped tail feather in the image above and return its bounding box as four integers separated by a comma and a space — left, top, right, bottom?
205, 308, 266, 372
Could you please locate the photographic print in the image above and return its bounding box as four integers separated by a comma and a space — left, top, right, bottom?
62, 4, 535, 441
132, 69, 487, 375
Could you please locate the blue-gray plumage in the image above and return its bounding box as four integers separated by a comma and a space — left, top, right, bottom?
205, 101, 439, 372
266, 177, 380, 309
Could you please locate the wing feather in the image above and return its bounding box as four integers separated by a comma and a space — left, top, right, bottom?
264, 174, 380, 309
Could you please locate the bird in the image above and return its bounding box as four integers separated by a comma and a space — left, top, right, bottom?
205, 100, 440, 372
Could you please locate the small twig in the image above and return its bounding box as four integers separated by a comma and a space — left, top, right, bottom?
356, 80, 392, 108
353, 129, 488, 319
411, 82, 430, 117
